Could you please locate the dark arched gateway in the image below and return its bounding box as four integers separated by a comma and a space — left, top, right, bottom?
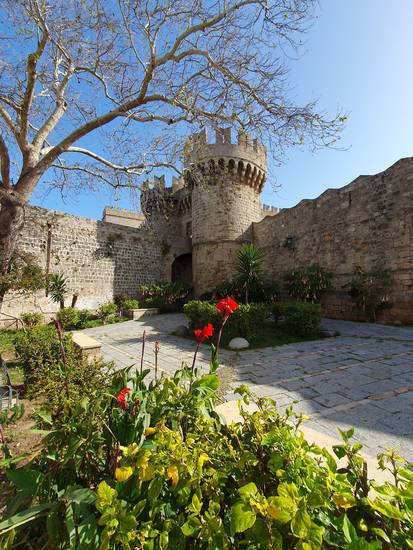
171, 253, 193, 286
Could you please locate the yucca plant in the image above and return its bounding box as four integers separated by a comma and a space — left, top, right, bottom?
49, 272, 68, 309
235, 243, 265, 303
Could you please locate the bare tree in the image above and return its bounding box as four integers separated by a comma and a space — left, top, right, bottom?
0, 0, 345, 307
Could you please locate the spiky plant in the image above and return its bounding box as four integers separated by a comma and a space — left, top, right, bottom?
49, 272, 68, 310
235, 244, 265, 303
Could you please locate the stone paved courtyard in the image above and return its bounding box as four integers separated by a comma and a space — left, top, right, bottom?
82, 314, 413, 459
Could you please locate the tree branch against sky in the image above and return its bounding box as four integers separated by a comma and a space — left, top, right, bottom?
0, 0, 345, 304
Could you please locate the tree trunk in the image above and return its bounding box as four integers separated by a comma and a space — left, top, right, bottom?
0, 194, 26, 312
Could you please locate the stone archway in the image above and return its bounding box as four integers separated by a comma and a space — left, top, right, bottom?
171, 253, 193, 286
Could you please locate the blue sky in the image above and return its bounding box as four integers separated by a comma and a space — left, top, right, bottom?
31, 0, 413, 218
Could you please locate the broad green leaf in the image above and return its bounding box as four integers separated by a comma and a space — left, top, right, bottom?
6, 469, 44, 495
65, 487, 96, 505
192, 374, 219, 391
267, 496, 297, 524
133, 499, 147, 517
368, 498, 405, 520
278, 482, 300, 501
230, 501, 256, 534
77, 516, 99, 550
291, 508, 312, 539
342, 515, 358, 543
0, 503, 52, 534
332, 493, 356, 509
238, 482, 258, 501
188, 494, 203, 515
148, 477, 163, 501
371, 527, 391, 543
181, 516, 201, 536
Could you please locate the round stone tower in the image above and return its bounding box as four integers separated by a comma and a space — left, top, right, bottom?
185, 127, 267, 296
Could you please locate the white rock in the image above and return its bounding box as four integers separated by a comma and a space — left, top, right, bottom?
228, 337, 250, 350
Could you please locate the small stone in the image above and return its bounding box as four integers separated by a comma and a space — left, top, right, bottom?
228, 337, 250, 350
174, 325, 189, 337
321, 330, 340, 338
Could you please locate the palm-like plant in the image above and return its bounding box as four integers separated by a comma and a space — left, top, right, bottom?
49, 272, 68, 309
235, 244, 265, 303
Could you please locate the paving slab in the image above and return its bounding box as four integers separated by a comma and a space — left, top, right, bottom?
82, 315, 413, 460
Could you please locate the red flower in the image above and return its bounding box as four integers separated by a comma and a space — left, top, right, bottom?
116, 387, 130, 410
216, 296, 239, 319
194, 323, 214, 344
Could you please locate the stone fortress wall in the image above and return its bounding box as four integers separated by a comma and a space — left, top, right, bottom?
2, 126, 413, 325
253, 157, 413, 324
2, 205, 164, 319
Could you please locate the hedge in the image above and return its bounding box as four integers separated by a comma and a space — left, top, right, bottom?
184, 300, 270, 342
281, 302, 322, 336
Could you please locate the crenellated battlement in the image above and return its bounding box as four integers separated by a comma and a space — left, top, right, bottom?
140, 175, 190, 216
184, 127, 267, 192
261, 204, 279, 216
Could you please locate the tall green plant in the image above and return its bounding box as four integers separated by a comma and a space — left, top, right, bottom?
235, 244, 265, 303
347, 265, 392, 322
49, 272, 68, 309
284, 264, 332, 303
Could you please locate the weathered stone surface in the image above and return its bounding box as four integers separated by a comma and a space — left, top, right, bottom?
72, 332, 102, 362
3, 206, 164, 317
253, 158, 413, 325
228, 337, 250, 350
174, 325, 189, 337
3, 128, 413, 326
126, 308, 158, 320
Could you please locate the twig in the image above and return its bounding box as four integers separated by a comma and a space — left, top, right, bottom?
154, 341, 160, 381
140, 330, 146, 374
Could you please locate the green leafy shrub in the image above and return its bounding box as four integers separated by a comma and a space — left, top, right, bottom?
184, 300, 270, 342
284, 264, 332, 303
77, 308, 92, 328
13, 323, 111, 408
121, 298, 140, 310
56, 306, 79, 330
1, 358, 412, 549
347, 265, 392, 321
14, 325, 74, 396
97, 302, 118, 324
139, 281, 190, 311
21, 311, 43, 328
282, 302, 322, 336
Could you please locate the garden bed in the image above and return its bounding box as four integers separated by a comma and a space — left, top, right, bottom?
172, 323, 324, 350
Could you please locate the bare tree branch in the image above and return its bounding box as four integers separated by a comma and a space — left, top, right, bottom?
0, 134, 11, 188
19, 30, 49, 142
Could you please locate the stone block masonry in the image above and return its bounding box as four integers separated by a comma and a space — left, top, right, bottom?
253, 157, 413, 324
2, 205, 164, 318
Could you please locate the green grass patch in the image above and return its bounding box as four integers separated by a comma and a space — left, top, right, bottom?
7, 366, 25, 385
247, 324, 323, 349
172, 323, 323, 350
0, 330, 21, 355
79, 315, 129, 329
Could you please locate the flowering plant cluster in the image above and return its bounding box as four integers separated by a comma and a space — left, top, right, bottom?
1, 302, 412, 549
115, 387, 130, 410
216, 296, 239, 319
193, 322, 214, 344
